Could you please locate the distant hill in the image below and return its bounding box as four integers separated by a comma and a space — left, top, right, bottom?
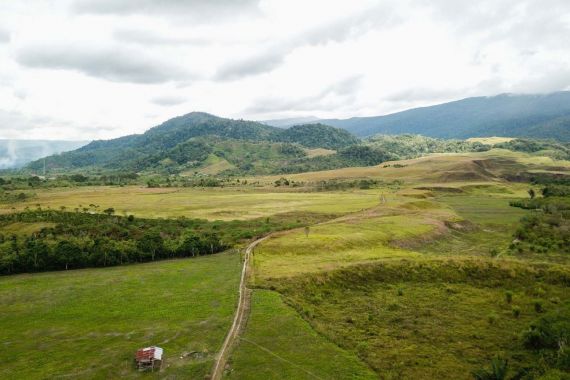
319, 92, 570, 141
28, 112, 359, 173
0, 140, 87, 169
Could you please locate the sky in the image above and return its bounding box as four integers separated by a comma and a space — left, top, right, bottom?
0, 0, 570, 141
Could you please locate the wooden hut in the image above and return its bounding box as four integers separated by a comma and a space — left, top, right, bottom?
135, 346, 163, 371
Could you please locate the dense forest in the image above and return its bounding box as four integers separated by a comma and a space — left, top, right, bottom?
0, 209, 334, 275
26, 113, 357, 173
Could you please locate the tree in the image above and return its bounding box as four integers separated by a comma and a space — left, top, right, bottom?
54, 240, 83, 270
103, 208, 115, 216
137, 231, 164, 261
528, 188, 536, 199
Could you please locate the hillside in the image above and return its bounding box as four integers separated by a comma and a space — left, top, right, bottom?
320, 92, 570, 140
0, 140, 87, 169
28, 113, 357, 173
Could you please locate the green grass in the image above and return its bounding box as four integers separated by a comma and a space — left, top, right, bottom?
1, 221, 56, 235
271, 260, 570, 380
0, 253, 241, 379
252, 211, 441, 281
226, 290, 376, 380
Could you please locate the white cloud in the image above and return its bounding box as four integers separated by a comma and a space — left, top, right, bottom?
0, 0, 568, 139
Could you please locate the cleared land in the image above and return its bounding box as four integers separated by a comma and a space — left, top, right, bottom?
0, 253, 241, 379
0, 187, 379, 220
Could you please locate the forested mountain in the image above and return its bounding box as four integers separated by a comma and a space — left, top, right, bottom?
320, 92, 570, 140
0, 140, 87, 169
27, 112, 358, 173
277, 123, 359, 149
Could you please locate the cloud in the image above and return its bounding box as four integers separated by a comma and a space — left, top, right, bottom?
215, 49, 285, 81
384, 88, 467, 103
0, 28, 10, 43
72, 0, 260, 19
0, 109, 115, 141
245, 75, 362, 114
113, 28, 210, 46
215, 3, 396, 81
151, 95, 187, 106
16, 43, 191, 84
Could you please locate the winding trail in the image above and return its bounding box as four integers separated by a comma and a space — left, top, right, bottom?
210, 236, 269, 380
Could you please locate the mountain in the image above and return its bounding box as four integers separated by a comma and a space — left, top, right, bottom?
28, 112, 359, 173
320, 92, 570, 141
277, 123, 359, 149
0, 140, 87, 169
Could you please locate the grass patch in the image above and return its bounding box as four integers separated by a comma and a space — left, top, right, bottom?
226, 290, 376, 379
0, 253, 241, 379
0, 187, 381, 221
271, 260, 570, 379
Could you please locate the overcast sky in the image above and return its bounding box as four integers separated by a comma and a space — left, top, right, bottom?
1, 0, 569, 140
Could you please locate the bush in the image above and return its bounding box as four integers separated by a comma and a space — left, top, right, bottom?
535, 300, 545, 313
488, 313, 498, 325
472, 356, 509, 380
505, 291, 513, 304
512, 306, 521, 318
397, 287, 404, 296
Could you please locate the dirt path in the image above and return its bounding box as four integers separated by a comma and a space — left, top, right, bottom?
210, 236, 269, 380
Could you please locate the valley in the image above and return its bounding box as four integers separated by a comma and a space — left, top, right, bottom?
1, 144, 569, 379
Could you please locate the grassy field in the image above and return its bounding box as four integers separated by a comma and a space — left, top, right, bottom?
0, 187, 380, 221
272, 260, 570, 380
227, 153, 570, 379
0, 253, 241, 379
227, 290, 376, 380
1, 148, 569, 379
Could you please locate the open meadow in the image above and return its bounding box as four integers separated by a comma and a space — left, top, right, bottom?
1, 149, 569, 379
0, 253, 241, 379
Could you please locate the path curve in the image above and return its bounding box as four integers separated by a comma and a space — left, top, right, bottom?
210, 236, 269, 380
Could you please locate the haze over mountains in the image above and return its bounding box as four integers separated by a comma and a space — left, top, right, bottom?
0, 140, 87, 169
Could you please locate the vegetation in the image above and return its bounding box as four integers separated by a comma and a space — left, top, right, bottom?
1, 147, 569, 379
0, 209, 337, 275
509, 184, 570, 256
0, 253, 241, 379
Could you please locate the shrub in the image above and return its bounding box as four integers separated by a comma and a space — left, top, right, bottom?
488, 313, 498, 325
512, 306, 521, 318
397, 287, 404, 296
472, 356, 509, 380
505, 291, 513, 304
534, 300, 545, 313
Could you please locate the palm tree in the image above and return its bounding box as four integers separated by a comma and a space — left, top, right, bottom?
472, 357, 509, 380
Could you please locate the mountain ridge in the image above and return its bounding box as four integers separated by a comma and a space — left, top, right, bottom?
318, 92, 570, 140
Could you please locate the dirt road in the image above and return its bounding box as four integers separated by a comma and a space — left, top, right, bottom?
210, 236, 269, 380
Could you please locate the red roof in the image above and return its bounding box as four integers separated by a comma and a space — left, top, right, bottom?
136, 347, 156, 362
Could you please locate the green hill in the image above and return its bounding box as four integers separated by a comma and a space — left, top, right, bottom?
320, 92, 570, 140
28, 113, 358, 173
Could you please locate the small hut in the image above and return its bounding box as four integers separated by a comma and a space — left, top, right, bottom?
135, 346, 163, 371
